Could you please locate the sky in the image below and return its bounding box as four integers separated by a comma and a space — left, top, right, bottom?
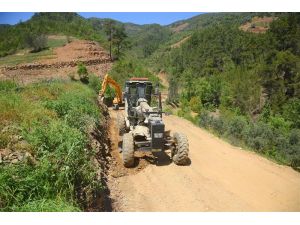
0, 12, 203, 25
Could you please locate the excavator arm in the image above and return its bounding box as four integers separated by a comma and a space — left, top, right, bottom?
99, 74, 123, 108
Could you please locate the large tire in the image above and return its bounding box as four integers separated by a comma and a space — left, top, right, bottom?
122, 133, 134, 167
172, 132, 189, 165
117, 115, 126, 136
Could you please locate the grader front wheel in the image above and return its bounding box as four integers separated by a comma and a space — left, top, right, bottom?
117, 114, 126, 136
122, 133, 135, 168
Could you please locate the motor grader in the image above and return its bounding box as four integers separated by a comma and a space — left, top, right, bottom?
100, 75, 189, 168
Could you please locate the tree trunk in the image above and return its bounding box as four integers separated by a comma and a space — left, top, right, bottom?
109, 27, 112, 61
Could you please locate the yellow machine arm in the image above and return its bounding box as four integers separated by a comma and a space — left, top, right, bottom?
99, 74, 122, 105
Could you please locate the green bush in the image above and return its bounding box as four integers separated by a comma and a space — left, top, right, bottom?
211, 117, 226, 136
243, 122, 274, 152
189, 96, 202, 113
268, 115, 292, 135
44, 87, 100, 121
88, 74, 101, 94
0, 80, 18, 92
288, 129, 300, 167
226, 116, 248, 140
282, 98, 300, 129
199, 111, 212, 129
77, 63, 89, 83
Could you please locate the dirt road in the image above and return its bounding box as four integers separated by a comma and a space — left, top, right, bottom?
108, 110, 300, 212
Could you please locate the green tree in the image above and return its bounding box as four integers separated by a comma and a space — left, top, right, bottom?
26, 34, 47, 52
104, 19, 116, 60
260, 51, 299, 112
112, 25, 129, 57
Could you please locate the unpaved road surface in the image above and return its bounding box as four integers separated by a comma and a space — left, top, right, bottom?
108, 110, 300, 211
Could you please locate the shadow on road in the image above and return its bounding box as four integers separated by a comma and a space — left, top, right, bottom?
134, 151, 191, 167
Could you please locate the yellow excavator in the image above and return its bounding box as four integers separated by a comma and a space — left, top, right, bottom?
99, 74, 123, 110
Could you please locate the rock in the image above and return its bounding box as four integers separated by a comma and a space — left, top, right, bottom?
0, 148, 12, 156
11, 159, 18, 164
18, 154, 24, 161
24, 152, 36, 165
10, 134, 23, 143
9, 153, 17, 159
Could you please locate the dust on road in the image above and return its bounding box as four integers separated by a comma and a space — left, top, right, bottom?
108, 110, 300, 212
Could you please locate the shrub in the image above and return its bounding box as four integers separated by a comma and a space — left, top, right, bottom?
44, 87, 100, 121
211, 117, 226, 136
288, 129, 300, 167
88, 74, 101, 94
289, 129, 300, 145
189, 96, 202, 113
199, 111, 212, 129
0, 80, 18, 92
226, 116, 248, 140
282, 98, 300, 129
268, 115, 292, 135
77, 63, 89, 83
243, 122, 274, 152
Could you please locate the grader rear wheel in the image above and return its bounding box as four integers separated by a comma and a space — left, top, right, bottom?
172, 132, 189, 165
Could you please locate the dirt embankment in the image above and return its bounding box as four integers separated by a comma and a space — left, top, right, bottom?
107, 110, 300, 212
87, 102, 112, 211
0, 40, 112, 84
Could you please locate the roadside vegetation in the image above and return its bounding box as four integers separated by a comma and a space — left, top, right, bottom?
0, 78, 106, 211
